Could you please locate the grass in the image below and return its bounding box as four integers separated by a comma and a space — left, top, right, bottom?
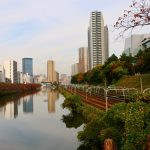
115, 73, 150, 92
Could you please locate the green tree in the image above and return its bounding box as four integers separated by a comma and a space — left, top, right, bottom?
120, 53, 134, 75
71, 75, 78, 84
103, 61, 128, 84
90, 65, 103, 85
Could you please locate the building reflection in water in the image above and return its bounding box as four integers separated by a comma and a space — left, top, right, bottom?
23, 95, 33, 113
47, 90, 59, 113
4, 101, 18, 120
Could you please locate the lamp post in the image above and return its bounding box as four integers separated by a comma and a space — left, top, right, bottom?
140, 75, 143, 93
105, 89, 108, 112
137, 73, 143, 93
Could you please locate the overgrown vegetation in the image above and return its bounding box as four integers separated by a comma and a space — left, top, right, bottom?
116, 73, 150, 90
61, 89, 150, 149
0, 83, 41, 97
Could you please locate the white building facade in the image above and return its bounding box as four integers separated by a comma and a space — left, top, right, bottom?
4, 59, 17, 83
0, 65, 5, 82
123, 34, 150, 56
88, 11, 109, 70
23, 73, 33, 84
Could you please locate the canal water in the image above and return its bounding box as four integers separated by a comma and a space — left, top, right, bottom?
0, 89, 82, 150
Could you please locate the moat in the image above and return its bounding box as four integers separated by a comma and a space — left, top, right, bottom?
0, 88, 82, 150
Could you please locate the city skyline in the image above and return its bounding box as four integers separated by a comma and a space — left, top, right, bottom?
0, 0, 149, 75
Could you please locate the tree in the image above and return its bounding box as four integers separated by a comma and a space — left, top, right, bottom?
71, 75, 78, 84
114, 0, 150, 37
77, 73, 84, 83
135, 48, 150, 73
104, 54, 118, 67
103, 61, 128, 84
90, 65, 103, 85
120, 53, 135, 75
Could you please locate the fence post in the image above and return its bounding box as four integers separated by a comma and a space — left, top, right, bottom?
146, 135, 150, 150
103, 139, 116, 150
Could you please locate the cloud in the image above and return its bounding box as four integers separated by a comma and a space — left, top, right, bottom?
0, 0, 149, 75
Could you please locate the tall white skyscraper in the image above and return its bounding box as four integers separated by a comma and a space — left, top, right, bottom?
88, 11, 109, 70
4, 59, 17, 83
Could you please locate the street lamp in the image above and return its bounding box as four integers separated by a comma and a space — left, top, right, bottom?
105, 89, 108, 112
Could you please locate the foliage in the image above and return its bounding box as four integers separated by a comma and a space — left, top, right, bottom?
62, 112, 84, 128
116, 73, 150, 91
61, 89, 150, 149
62, 94, 83, 113
77, 73, 84, 83
103, 61, 128, 84
0, 83, 41, 97
79, 102, 150, 149
122, 102, 150, 150
120, 53, 135, 75
128, 92, 150, 102
71, 47, 150, 86
114, 0, 150, 37
135, 48, 150, 73
103, 54, 118, 67
78, 105, 105, 150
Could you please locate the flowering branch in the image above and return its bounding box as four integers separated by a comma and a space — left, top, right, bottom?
114, 0, 150, 37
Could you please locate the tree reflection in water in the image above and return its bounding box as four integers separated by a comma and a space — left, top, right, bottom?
62, 112, 84, 129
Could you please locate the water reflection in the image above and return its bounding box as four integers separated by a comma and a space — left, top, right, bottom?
47, 89, 59, 113
0, 90, 81, 150
4, 101, 18, 120
0, 89, 60, 120
62, 112, 84, 128
23, 95, 33, 113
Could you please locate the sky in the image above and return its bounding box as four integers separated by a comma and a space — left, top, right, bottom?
0, 0, 149, 75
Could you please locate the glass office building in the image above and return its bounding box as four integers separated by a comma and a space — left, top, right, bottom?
22, 58, 33, 76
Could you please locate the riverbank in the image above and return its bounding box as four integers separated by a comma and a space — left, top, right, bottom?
60, 88, 150, 150
0, 83, 41, 98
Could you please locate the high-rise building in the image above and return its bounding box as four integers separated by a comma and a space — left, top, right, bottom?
47, 60, 58, 82
71, 63, 79, 76
0, 65, 5, 82
4, 59, 17, 83
104, 25, 109, 61
88, 11, 109, 70
22, 58, 33, 76
17, 71, 23, 83
78, 47, 88, 73
123, 34, 150, 56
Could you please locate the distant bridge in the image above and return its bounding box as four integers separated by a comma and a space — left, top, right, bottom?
41, 82, 59, 88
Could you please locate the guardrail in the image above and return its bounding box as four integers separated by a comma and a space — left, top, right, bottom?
61, 84, 144, 112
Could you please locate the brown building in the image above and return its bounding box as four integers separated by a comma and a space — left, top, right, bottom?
47, 60, 58, 83
78, 47, 88, 73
